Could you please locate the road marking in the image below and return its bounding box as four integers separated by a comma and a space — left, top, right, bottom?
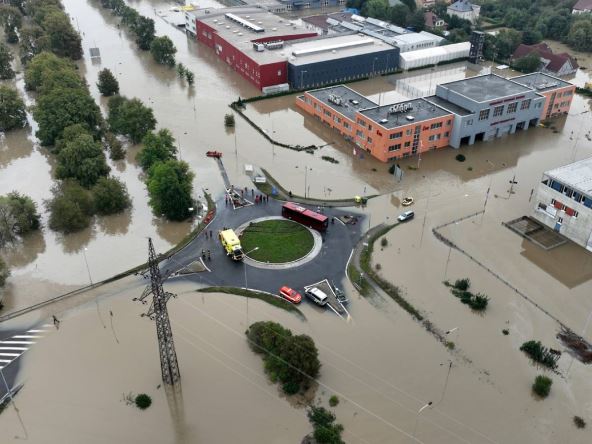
0, 353, 20, 357
0, 359, 11, 363
0, 347, 28, 351
27, 329, 47, 333
14, 335, 42, 339
0, 341, 36, 345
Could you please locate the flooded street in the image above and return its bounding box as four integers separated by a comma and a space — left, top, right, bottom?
1, 1, 592, 442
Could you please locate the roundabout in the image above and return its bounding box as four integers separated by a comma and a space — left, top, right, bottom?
237, 217, 323, 270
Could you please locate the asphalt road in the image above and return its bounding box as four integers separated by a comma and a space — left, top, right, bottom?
161, 197, 365, 299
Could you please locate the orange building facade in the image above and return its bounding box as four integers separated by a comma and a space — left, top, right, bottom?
296, 86, 454, 162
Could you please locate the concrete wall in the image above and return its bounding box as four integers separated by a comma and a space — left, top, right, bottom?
288, 48, 399, 89
532, 182, 592, 252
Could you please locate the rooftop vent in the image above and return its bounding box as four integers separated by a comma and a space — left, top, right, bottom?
272, 27, 277, 31
350, 99, 360, 105
379, 118, 388, 124
328, 94, 343, 106
405, 115, 415, 121
389, 103, 413, 114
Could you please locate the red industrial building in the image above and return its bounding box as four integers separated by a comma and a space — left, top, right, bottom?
187, 8, 317, 91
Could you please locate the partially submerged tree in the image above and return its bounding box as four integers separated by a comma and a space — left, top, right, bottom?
92, 176, 131, 215
107, 96, 156, 144
97, 68, 119, 96
0, 42, 15, 79
147, 159, 194, 221
137, 129, 177, 171
46, 180, 95, 233
55, 132, 110, 187
0, 86, 27, 131
150, 35, 176, 66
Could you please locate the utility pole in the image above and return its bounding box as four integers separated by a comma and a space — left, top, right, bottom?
144, 238, 181, 385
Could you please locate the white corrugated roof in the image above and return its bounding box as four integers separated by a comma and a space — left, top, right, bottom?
546, 157, 592, 196
399, 42, 470, 62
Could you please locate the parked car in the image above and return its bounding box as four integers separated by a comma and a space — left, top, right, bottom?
398, 210, 415, 222
304, 287, 328, 306
279, 286, 302, 304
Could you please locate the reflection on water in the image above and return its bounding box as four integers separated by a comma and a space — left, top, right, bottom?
1, 230, 46, 268
96, 209, 132, 236
56, 225, 96, 254
0, 128, 34, 168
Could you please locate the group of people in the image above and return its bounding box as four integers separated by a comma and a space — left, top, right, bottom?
254, 193, 268, 204
201, 249, 211, 261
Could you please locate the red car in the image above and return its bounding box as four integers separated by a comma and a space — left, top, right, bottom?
279, 286, 302, 304
206, 150, 222, 158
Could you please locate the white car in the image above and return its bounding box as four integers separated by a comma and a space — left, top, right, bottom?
398, 210, 415, 222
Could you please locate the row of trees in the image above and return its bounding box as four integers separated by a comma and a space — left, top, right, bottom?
95, 0, 180, 69
105, 96, 195, 221
478, 0, 592, 52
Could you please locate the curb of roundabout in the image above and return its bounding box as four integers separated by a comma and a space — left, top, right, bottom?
235, 216, 323, 270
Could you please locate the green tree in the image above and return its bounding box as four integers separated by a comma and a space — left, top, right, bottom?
532, 375, 552, 398
150, 35, 176, 66
108, 96, 156, 144
56, 133, 110, 187
42, 7, 82, 60
513, 52, 541, 73
55, 123, 91, 154
521, 29, 543, 45
18, 25, 49, 64
104, 132, 125, 160
97, 68, 119, 96
24, 52, 82, 92
46, 180, 95, 233
0, 192, 40, 236
147, 159, 194, 221
389, 5, 409, 27
33, 87, 102, 146
0, 5, 23, 43
176, 62, 186, 77
0, 42, 15, 79
131, 16, 155, 50
0, 86, 27, 131
137, 129, 177, 171
307, 406, 345, 444
0, 256, 9, 289
185, 70, 194, 85
92, 176, 131, 215
362, 0, 389, 21
567, 19, 592, 52
406, 10, 425, 32
277, 334, 321, 387
247, 321, 292, 355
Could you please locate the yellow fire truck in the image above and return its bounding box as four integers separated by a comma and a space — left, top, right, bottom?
219, 229, 244, 261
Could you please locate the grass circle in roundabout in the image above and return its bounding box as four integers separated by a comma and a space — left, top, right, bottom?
240, 219, 314, 264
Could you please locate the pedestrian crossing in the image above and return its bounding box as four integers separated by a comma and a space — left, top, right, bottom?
0, 324, 51, 370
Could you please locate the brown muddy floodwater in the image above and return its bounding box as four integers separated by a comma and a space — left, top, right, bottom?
2, 3, 592, 442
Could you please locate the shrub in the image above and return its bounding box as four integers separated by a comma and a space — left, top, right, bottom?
92, 177, 131, 215
502, 329, 510, 335
0, 192, 40, 237
471, 293, 489, 311
224, 113, 235, 127
446, 341, 455, 350
573, 416, 586, 429
454, 278, 470, 291
104, 132, 125, 161
135, 393, 152, 410
0, 86, 27, 131
329, 395, 339, 407
380, 237, 388, 247
0, 256, 9, 288
176, 63, 186, 77
375, 263, 381, 271
532, 375, 552, 398
307, 406, 344, 444
185, 70, 194, 85
520, 340, 559, 369
455, 154, 466, 162
321, 155, 339, 164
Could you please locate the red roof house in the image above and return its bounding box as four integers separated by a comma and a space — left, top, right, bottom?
512, 43, 578, 76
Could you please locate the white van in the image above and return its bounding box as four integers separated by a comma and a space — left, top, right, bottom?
305, 287, 328, 306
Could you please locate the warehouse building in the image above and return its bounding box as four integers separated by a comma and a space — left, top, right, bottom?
187, 8, 317, 91
286, 34, 399, 90
297, 72, 575, 161
399, 42, 470, 70
532, 158, 592, 252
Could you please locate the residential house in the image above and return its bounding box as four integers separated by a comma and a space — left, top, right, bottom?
424, 11, 446, 30
447, 0, 480, 23
572, 0, 592, 14
512, 43, 578, 77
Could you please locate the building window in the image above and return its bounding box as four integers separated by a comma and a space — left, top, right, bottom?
447, 119, 452, 126
333, 115, 341, 124
478, 109, 490, 121
406, 129, 412, 136
356, 130, 363, 137
389, 131, 403, 139
465, 119, 473, 126
367, 136, 372, 143
404, 141, 411, 147
388, 144, 401, 151
521, 99, 531, 110
493, 105, 504, 117
507, 102, 517, 114
428, 135, 435, 141
444, 132, 449, 137
430, 122, 443, 130
324, 109, 331, 117
357, 119, 367, 127
343, 121, 350, 129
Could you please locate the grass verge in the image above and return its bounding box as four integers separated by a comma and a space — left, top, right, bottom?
358, 224, 424, 321
197, 287, 305, 320
241, 219, 313, 263
347, 263, 372, 297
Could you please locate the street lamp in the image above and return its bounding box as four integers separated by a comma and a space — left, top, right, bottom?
412, 401, 433, 442
81, 247, 93, 285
